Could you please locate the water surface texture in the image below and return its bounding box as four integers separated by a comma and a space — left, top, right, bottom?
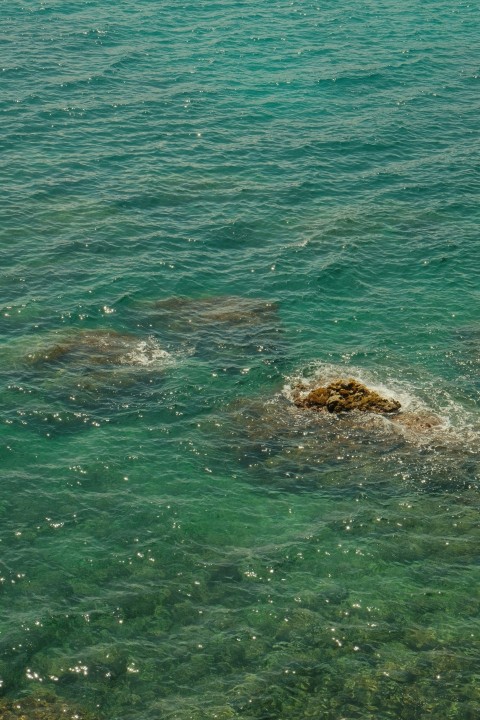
1, 1, 480, 718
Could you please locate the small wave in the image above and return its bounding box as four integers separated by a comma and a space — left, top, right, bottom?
282, 361, 480, 448
119, 337, 176, 368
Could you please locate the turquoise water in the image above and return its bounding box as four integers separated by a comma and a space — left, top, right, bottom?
1, 0, 480, 718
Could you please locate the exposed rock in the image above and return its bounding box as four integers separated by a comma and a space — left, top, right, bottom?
294, 378, 401, 414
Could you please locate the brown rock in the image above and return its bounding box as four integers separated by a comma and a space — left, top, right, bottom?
295, 378, 401, 414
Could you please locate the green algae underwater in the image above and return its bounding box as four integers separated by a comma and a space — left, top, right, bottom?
2, 0, 480, 717
1, 304, 480, 720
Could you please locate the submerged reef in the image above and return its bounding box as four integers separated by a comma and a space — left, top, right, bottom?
0, 693, 97, 720
152, 295, 279, 329
15, 329, 174, 432
294, 378, 401, 414
139, 294, 285, 366
27, 329, 170, 368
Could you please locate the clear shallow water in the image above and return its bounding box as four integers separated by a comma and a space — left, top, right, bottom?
1, 0, 480, 718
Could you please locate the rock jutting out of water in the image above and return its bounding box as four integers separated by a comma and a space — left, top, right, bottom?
292, 378, 444, 433
294, 378, 401, 414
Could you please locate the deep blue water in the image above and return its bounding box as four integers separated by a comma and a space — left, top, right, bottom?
1, 1, 480, 718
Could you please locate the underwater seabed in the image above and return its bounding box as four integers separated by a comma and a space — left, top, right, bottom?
1, 317, 480, 719
1, 475, 479, 720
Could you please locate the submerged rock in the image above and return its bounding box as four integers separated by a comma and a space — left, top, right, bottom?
140, 295, 285, 366
222, 395, 402, 492
28, 330, 170, 368
294, 378, 401, 414
390, 411, 442, 432
152, 295, 279, 328
223, 388, 457, 494
0, 693, 97, 720
22, 329, 174, 417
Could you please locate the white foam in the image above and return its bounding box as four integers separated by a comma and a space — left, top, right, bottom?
282, 361, 480, 448
120, 337, 175, 368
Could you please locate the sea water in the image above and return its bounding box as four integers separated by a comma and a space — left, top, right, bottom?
1, 0, 480, 718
